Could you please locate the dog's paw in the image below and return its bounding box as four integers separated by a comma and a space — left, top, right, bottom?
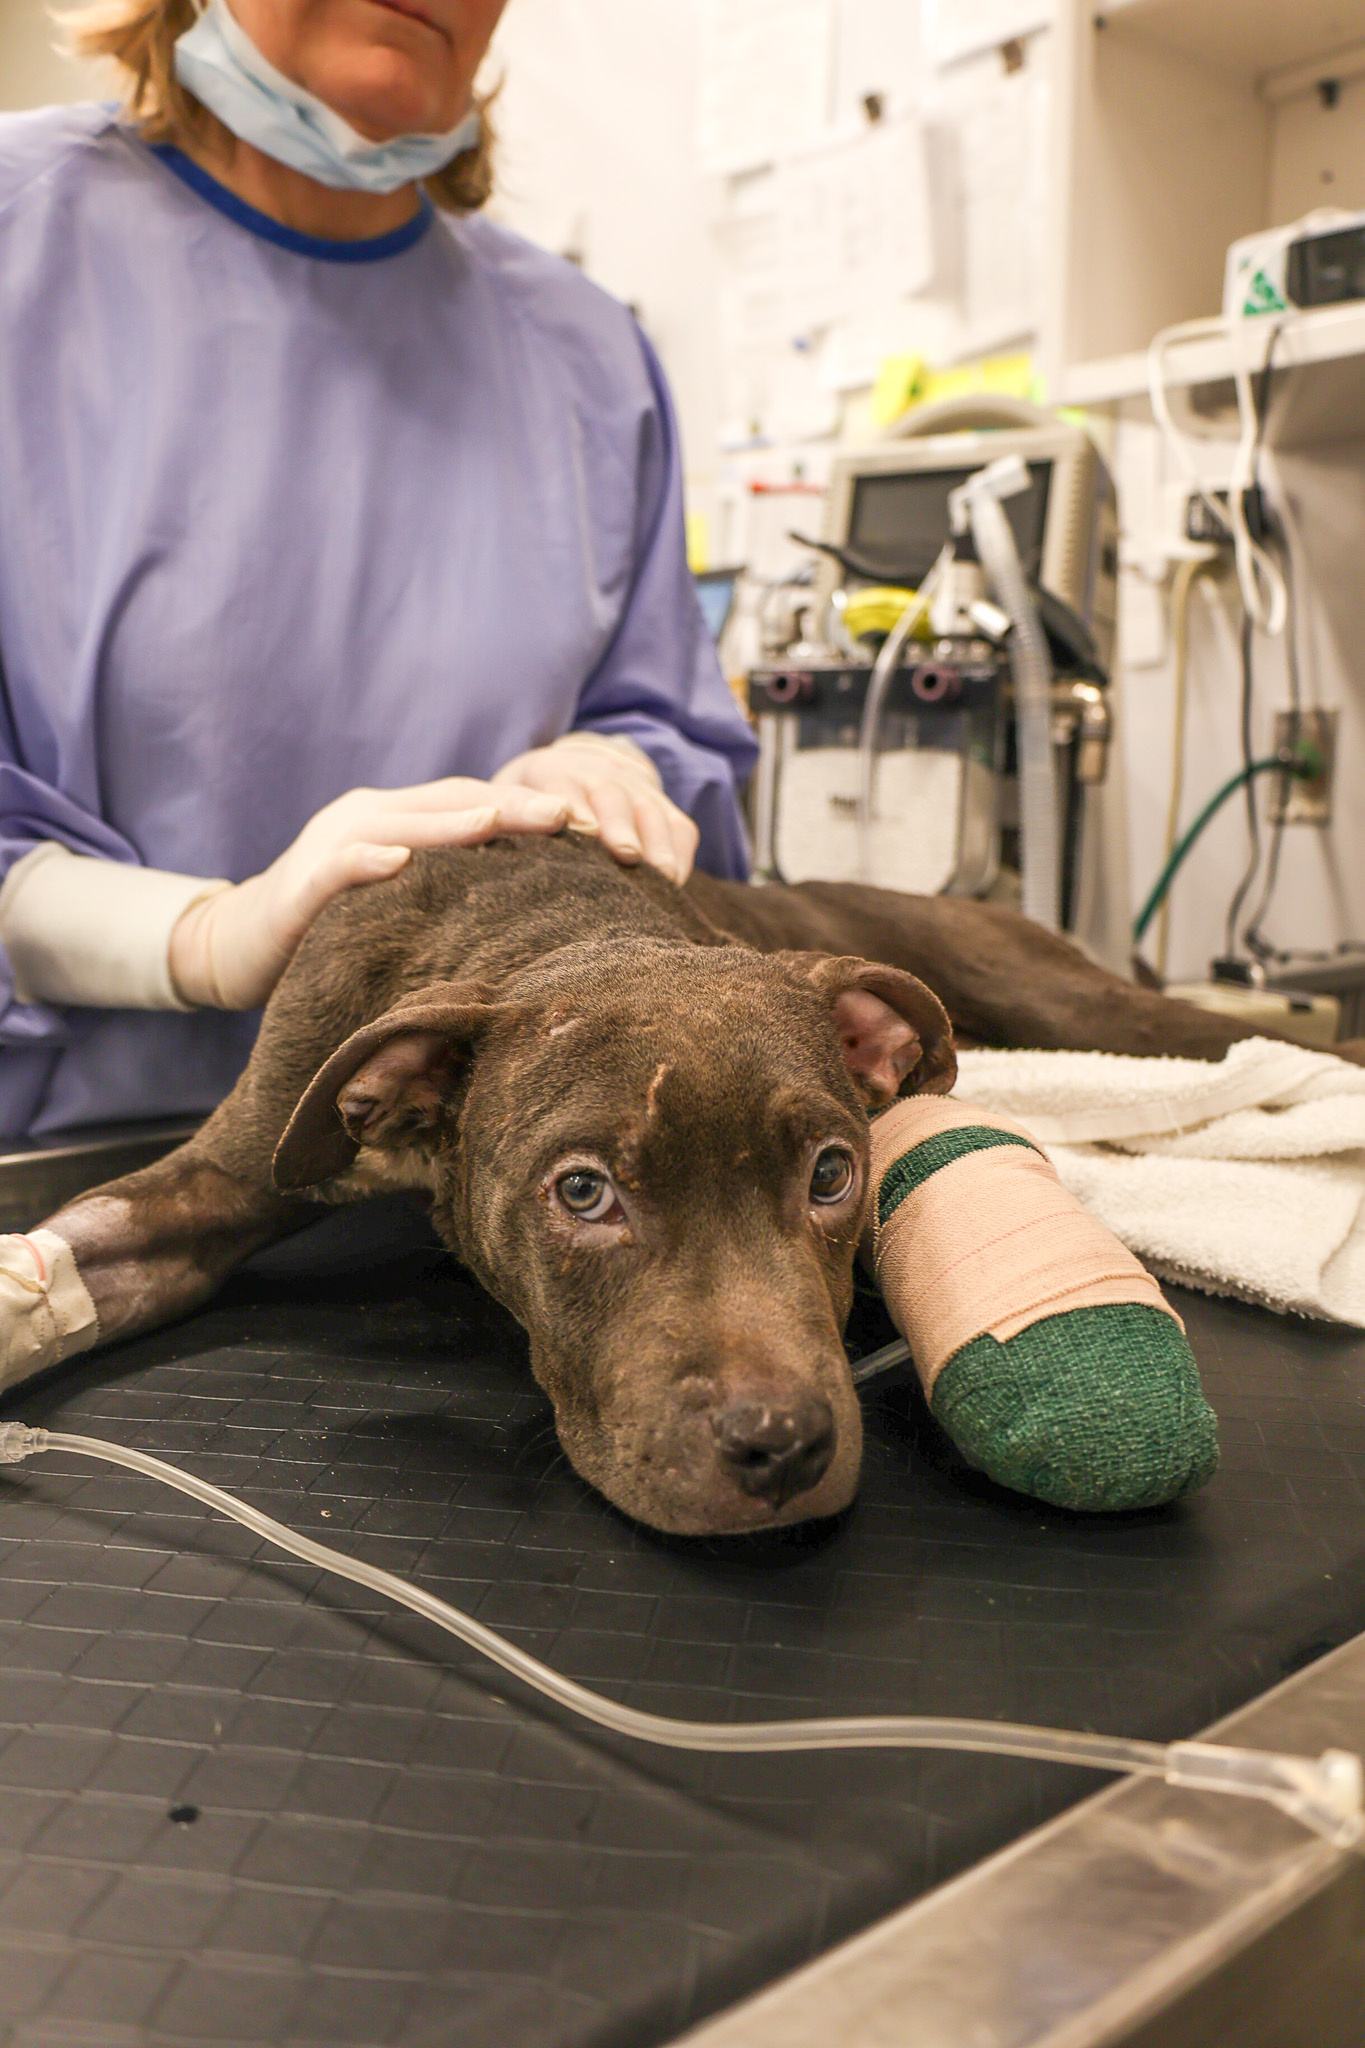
930, 1303, 1219, 1512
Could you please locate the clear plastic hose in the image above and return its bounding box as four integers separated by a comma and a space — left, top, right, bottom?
0, 1422, 1359, 1848
850, 1335, 911, 1386
957, 462, 1059, 930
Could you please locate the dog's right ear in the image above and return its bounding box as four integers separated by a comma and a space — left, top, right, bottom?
273, 982, 505, 1191
775, 952, 956, 1106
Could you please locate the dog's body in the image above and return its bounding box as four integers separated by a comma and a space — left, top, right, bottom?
31, 836, 1286, 1532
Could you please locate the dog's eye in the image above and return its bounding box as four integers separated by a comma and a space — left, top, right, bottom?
809, 1147, 855, 1204
556, 1169, 617, 1220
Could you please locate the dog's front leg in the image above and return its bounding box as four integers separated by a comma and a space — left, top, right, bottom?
1, 1144, 310, 1399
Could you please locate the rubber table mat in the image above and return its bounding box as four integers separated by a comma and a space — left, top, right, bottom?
2, 1194, 1365, 2048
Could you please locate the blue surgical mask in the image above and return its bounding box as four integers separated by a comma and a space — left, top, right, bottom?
173, 0, 481, 194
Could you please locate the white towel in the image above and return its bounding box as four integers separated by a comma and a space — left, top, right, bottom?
953, 1038, 1365, 1327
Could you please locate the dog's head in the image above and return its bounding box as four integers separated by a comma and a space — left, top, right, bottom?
273, 940, 954, 1535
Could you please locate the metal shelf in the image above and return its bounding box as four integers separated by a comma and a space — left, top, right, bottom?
1057, 303, 1365, 448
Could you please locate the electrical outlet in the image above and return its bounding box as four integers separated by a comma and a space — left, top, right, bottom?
1270, 708, 1337, 825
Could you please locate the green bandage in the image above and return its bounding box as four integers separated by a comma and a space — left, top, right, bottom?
867, 1097, 1218, 1512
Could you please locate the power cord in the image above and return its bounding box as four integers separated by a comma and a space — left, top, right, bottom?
1225, 325, 1297, 971
1132, 738, 1321, 949
1219, 611, 1263, 970
1147, 317, 1288, 637
1242, 548, 1301, 964
1148, 320, 1309, 975
1154, 555, 1213, 979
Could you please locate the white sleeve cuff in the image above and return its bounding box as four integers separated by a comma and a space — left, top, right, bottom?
0, 843, 231, 1011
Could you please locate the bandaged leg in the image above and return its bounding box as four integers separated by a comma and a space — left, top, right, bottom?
867, 1098, 1218, 1511
0, 1231, 99, 1397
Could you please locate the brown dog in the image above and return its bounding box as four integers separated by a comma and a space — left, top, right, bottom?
23, 834, 1286, 1535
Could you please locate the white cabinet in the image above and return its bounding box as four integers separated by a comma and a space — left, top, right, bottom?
1045, 0, 1365, 436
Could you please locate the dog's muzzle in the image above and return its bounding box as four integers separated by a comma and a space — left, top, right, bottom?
711, 1393, 835, 1509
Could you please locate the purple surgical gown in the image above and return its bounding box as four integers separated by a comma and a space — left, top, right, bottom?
0, 105, 757, 1137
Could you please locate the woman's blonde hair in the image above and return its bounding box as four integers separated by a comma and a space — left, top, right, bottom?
62, 0, 495, 212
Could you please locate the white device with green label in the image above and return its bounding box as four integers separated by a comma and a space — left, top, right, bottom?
1224, 208, 1365, 320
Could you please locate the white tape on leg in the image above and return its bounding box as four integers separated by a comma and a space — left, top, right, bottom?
0, 1231, 99, 1395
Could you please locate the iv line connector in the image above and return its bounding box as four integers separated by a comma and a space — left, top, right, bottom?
0, 1423, 48, 1465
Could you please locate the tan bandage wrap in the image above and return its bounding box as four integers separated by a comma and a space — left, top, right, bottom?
0, 1230, 99, 1396
0, 842, 231, 1010
866, 1096, 1182, 1394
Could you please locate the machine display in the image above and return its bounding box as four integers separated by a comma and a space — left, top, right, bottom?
843, 460, 1051, 591
746, 399, 1118, 932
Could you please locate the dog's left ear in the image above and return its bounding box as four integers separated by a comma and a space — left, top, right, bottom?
779, 953, 957, 1107
273, 981, 507, 1191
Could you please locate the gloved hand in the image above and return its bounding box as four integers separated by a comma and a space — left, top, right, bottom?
169, 776, 571, 1010
492, 733, 699, 886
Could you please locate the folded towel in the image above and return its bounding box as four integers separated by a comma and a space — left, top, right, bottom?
954, 1038, 1365, 1327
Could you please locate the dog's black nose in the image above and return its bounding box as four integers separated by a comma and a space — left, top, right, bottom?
712, 1394, 835, 1508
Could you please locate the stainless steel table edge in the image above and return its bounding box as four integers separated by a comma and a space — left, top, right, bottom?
0, 1121, 200, 1232
674, 1628, 1365, 2048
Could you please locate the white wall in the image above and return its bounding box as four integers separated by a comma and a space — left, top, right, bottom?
489, 2, 1056, 563
485, 0, 721, 505
0, 0, 105, 107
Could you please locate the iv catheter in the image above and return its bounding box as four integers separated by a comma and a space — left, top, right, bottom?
850, 1335, 913, 1386
2, 1423, 1360, 1850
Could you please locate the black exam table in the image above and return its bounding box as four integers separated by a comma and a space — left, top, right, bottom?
2, 1129, 1364, 2048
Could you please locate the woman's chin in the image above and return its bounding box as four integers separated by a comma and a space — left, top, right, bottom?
306, 43, 456, 140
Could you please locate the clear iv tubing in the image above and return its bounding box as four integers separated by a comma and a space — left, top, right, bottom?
1, 1422, 1361, 1849
850, 1335, 912, 1385
855, 543, 952, 885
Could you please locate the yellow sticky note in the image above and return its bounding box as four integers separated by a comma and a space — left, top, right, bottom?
870, 354, 926, 429
685, 512, 711, 575
921, 351, 1038, 409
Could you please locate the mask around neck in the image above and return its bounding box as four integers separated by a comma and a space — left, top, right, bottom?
173, 0, 481, 195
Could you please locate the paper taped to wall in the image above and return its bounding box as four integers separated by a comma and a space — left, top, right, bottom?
926, 0, 1054, 68
947, 59, 1050, 348
783, 116, 934, 332
716, 167, 786, 354
697, 0, 835, 174
716, 115, 933, 357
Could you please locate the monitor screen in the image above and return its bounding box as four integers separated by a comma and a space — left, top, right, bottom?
693, 569, 739, 642
846, 461, 1053, 587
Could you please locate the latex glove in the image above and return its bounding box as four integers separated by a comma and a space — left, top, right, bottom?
491, 733, 699, 886
169, 777, 570, 1010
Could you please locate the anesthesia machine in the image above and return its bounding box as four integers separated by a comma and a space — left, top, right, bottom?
745, 396, 1118, 935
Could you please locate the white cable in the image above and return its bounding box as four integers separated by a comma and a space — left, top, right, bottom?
1225, 317, 1289, 638
1147, 318, 1289, 637
0, 1422, 1360, 1848
855, 543, 952, 884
